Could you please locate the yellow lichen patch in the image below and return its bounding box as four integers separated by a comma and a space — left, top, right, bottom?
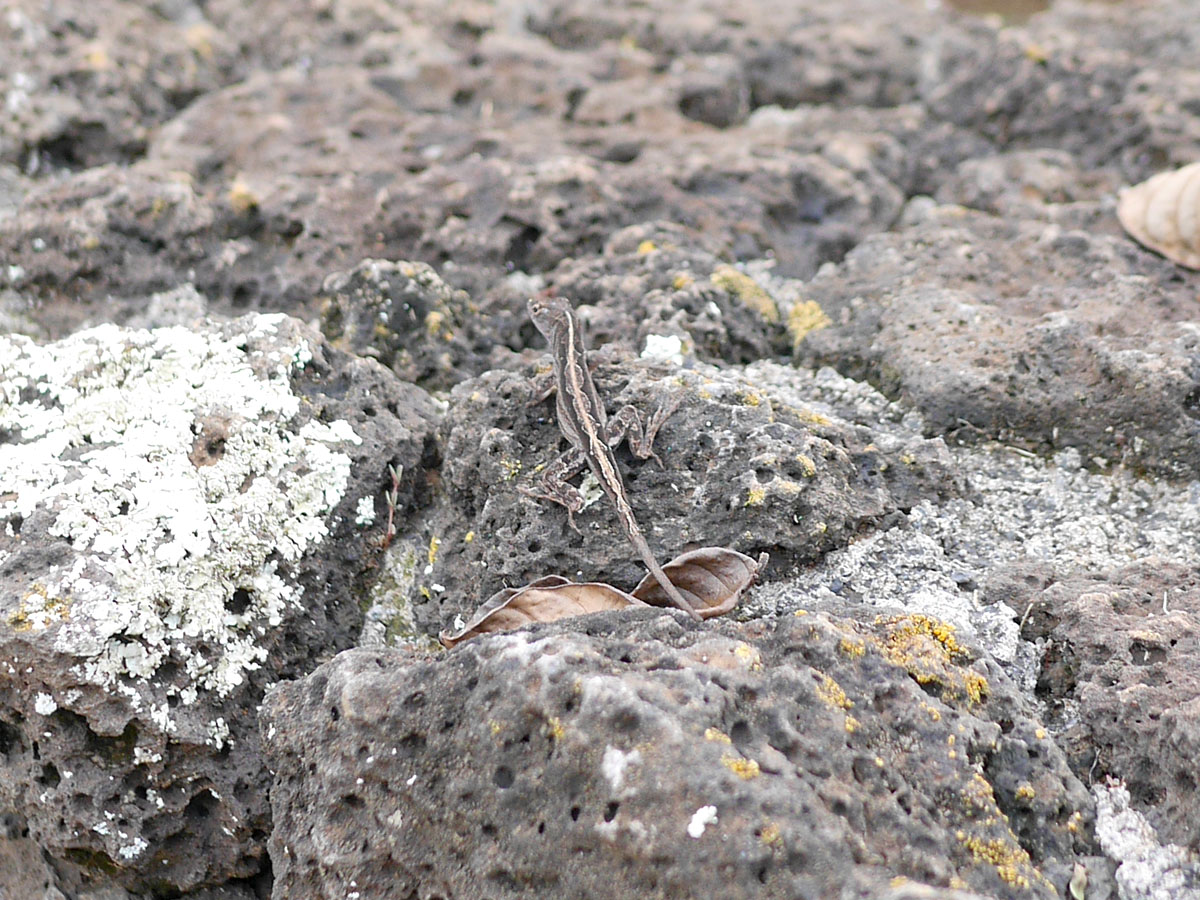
500, 458, 523, 480
546, 717, 565, 741
733, 643, 762, 670
1023, 42, 1048, 63
427, 535, 441, 566
1067, 811, 1084, 833
636, 240, 657, 255
711, 266, 779, 323
962, 772, 998, 813
794, 609, 809, 617
772, 479, 803, 498
759, 822, 782, 847
795, 453, 818, 477
7, 586, 70, 633
425, 310, 455, 341
737, 390, 765, 407
744, 485, 767, 507
920, 701, 942, 722
672, 273, 694, 290
787, 300, 832, 349
844, 715, 860, 734
871, 614, 989, 707
489, 721, 503, 736
958, 833, 1034, 889
464, 531, 475, 544
721, 754, 761, 780
82, 41, 111, 70
185, 23, 217, 59
838, 637, 866, 658
791, 408, 832, 427
816, 673, 853, 710
704, 727, 732, 744
1035, 727, 1046, 740
1015, 784, 1036, 802
228, 177, 259, 214
964, 671, 989, 705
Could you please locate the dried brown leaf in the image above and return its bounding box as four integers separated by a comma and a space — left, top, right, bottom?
1118, 162, 1200, 269
439, 578, 646, 648
632, 548, 767, 619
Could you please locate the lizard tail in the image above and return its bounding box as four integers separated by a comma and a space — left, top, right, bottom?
643, 551, 701, 621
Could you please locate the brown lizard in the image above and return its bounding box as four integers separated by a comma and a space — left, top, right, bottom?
523, 293, 700, 621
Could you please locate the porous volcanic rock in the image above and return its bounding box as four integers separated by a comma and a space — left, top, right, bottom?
797, 202, 1200, 478
0, 314, 439, 892
403, 345, 966, 638
1014, 560, 1200, 852
262, 607, 1095, 900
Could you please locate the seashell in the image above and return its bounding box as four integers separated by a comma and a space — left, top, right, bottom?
1117, 162, 1200, 270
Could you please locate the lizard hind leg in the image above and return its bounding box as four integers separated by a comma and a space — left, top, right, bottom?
607, 393, 684, 469
519, 447, 588, 534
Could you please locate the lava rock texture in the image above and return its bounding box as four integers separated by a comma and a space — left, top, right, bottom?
2, 0, 1200, 898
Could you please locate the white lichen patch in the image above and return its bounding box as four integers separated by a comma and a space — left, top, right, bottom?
601, 745, 642, 796
0, 315, 360, 709
687, 805, 718, 838
354, 495, 376, 526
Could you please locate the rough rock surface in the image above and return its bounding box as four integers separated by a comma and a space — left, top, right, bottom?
796, 201, 1200, 478
3, 0, 1200, 898
263, 609, 1092, 900
405, 349, 966, 638
0, 315, 438, 891
1014, 562, 1200, 851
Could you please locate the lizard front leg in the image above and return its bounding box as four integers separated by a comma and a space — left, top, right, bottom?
519, 446, 587, 532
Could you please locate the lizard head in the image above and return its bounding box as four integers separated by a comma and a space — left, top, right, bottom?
527, 292, 572, 340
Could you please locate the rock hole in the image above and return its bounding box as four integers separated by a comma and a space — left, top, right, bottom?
185, 789, 219, 822
1182, 386, 1200, 419
569, 805, 581, 822
231, 281, 259, 308
603, 802, 619, 822
226, 588, 253, 616
537, 821, 545, 834
39, 763, 60, 787
493, 766, 514, 789
528, 539, 542, 553
611, 708, 640, 732
730, 720, 752, 744
503, 223, 542, 271
757, 863, 770, 884
330, 706, 340, 722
